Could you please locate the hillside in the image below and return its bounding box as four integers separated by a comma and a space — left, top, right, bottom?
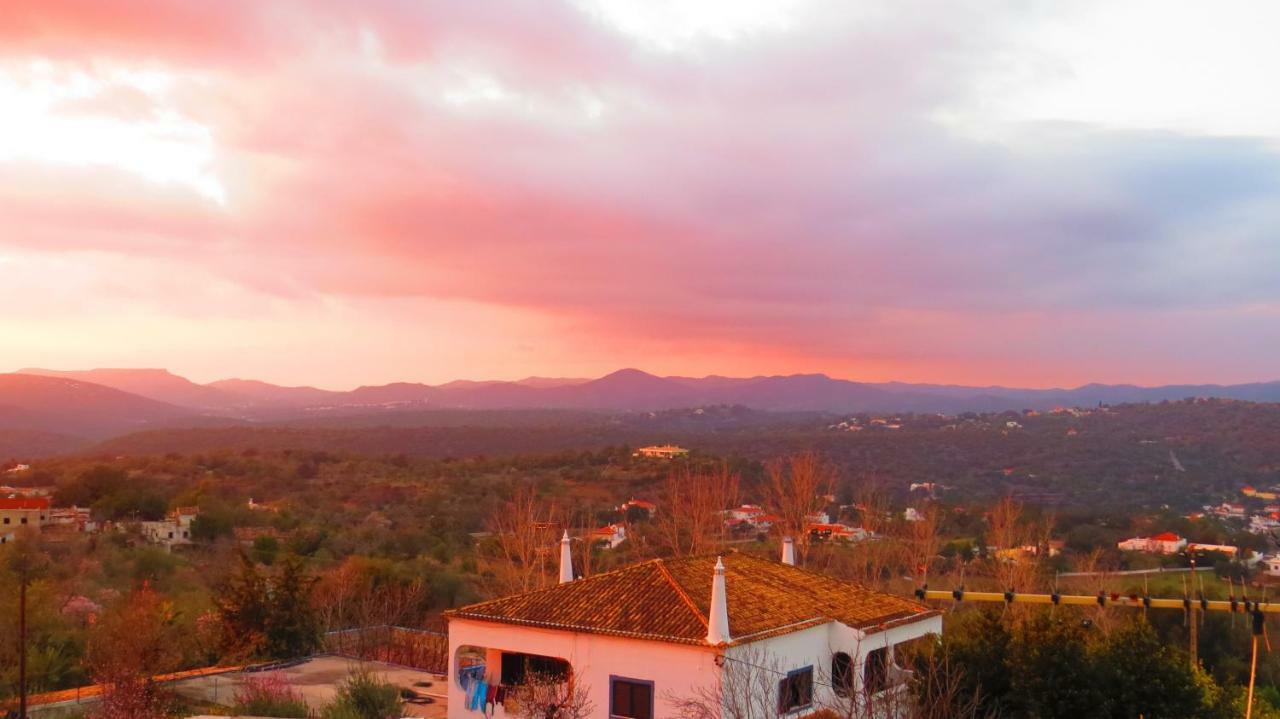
77, 399, 1280, 511
17, 367, 244, 409
10, 366, 1280, 417
0, 373, 197, 439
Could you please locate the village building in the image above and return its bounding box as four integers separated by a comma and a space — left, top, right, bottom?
445, 538, 940, 719
1117, 532, 1187, 554
1186, 542, 1240, 558
0, 495, 52, 543
139, 506, 198, 549
1249, 514, 1280, 534
632, 445, 690, 459
723, 504, 782, 533
1243, 486, 1279, 501
47, 506, 96, 533
1211, 503, 1247, 519
805, 510, 831, 526
617, 498, 657, 517
588, 524, 627, 549
807, 523, 869, 542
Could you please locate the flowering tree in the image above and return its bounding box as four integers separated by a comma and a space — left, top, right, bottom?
84, 585, 181, 719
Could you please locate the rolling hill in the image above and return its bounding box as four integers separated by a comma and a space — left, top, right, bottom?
18, 367, 244, 409
0, 373, 198, 439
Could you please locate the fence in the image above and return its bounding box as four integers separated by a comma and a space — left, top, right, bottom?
323, 625, 449, 674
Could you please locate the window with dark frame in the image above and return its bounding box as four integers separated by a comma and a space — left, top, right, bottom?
610, 677, 653, 719
864, 647, 890, 694
778, 666, 813, 714
832, 652, 854, 697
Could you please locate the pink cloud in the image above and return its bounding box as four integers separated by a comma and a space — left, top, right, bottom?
2, 1, 1279, 386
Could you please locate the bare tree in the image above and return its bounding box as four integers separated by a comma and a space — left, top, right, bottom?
84, 585, 181, 719
822, 481, 898, 589
668, 647, 784, 719
817, 635, 993, 719
655, 464, 740, 557
672, 642, 991, 719
984, 496, 1044, 594
902, 505, 943, 586
765, 452, 836, 562
506, 670, 595, 719
485, 483, 563, 594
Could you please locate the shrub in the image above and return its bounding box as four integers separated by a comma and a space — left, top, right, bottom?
320, 668, 403, 719
233, 672, 310, 718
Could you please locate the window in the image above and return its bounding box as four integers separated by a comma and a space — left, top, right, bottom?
864, 647, 889, 695
778, 666, 813, 714
501, 652, 569, 686
20, 517, 28, 524
832, 652, 854, 697
610, 677, 653, 719
3, 517, 9, 524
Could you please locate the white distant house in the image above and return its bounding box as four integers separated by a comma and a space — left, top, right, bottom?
1265, 555, 1280, 577
1117, 532, 1187, 554
140, 506, 198, 549
723, 504, 780, 532
445, 541, 940, 719
48, 506, 96, 533
1249, 515, 1280, 534
588, 524, 627, 550
617, 498, 657, 517
632, 445, 690, 459
807, 523, 869, 543
1186, 542, 1240, 558
1, 496, 52, 544
805, 510, 831, 526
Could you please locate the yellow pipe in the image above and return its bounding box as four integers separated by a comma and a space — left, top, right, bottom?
916, 589, 1280, 614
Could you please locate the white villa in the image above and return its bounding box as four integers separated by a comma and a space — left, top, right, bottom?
588, 523, 627, 550
1117, 532, 1187, 555
632, 445, 690, 459
139, 506, 198, 549
445, 536, 940, 718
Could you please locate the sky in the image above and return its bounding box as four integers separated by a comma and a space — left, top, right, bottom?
2, 0, 1279, 389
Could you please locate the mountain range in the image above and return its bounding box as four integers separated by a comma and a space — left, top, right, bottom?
3, 367, 1279, 453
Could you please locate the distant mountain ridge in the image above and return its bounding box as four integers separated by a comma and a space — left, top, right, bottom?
9, 367, 1280, 423
0, 373, 193, 439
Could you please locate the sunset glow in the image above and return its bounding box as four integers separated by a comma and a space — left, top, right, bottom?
3, 0, 1278, 388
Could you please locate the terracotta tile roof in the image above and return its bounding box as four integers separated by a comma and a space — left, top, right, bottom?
0, 496, 51, 510
446, 553, 937, 646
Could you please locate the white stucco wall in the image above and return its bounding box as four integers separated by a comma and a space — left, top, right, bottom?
447, 614, 941, 719
447, 618, 720, 719
725, 615, 942, 715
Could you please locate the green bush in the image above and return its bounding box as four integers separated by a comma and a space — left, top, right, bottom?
320, 669, 403, 719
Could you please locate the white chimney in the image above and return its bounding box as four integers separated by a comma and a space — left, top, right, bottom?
705, 556, 731, 645
559, 530, 574, 584
781, 536, 796, 566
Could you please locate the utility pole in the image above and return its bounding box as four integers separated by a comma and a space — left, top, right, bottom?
1188, 557, 1198, 668
1188, 602, 1198, 668
19, 569, 27, 719
7, 531, 44, 719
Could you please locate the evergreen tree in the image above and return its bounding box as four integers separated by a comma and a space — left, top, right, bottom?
1007, 614, 1106, 719
215, 552, 271, 658
263, 554, 320, 659
215, 551, 319, 660
1093, 618, 1222, 719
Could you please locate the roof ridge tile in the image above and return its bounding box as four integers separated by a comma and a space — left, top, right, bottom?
655, 557, 709, 630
